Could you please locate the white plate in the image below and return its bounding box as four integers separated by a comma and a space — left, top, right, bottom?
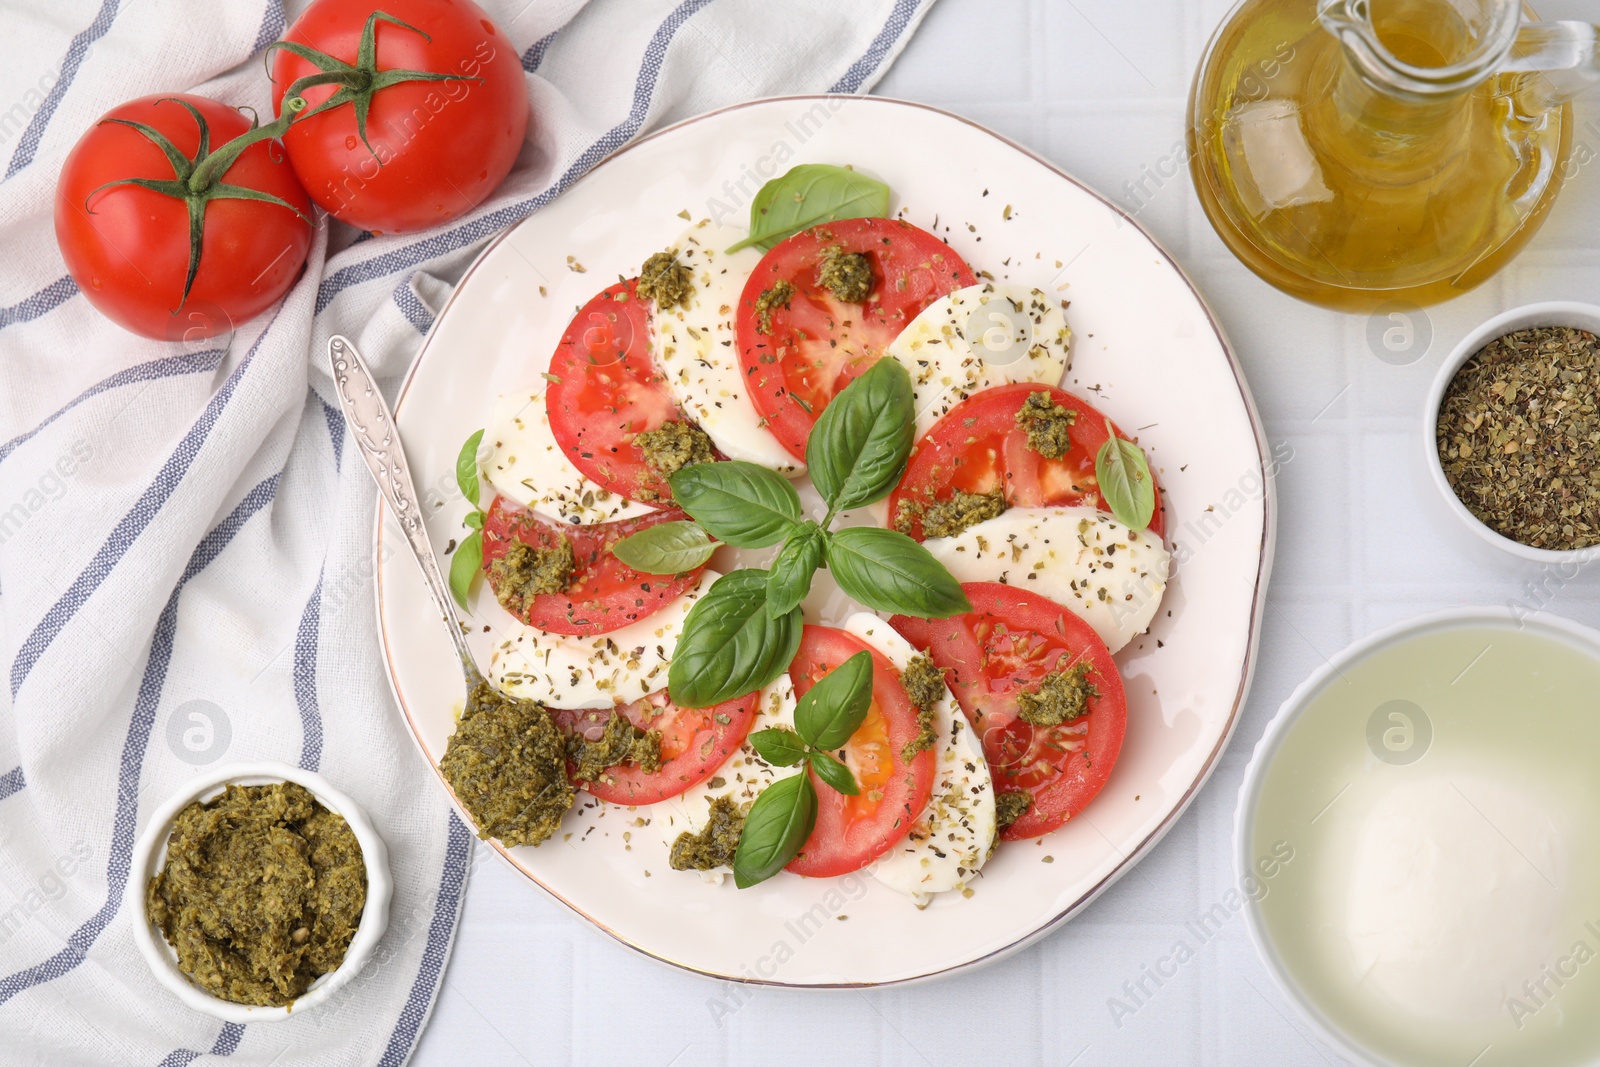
374, 96, 1274, 986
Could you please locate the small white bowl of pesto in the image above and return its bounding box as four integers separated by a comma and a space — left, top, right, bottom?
127, 762, 392, 1022
1237, 608, 1600, 1067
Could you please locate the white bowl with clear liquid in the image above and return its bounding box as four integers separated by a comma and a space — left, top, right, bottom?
1237, 608, 1600, 1067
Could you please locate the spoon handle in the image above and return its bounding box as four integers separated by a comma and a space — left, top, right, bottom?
328, 335, 481, 681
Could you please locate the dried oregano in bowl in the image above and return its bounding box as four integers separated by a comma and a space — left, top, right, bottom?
1436, 326, 1600, 551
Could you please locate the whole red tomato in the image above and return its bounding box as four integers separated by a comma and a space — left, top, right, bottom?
269, 0, 530, 234
54, 94, 314, 340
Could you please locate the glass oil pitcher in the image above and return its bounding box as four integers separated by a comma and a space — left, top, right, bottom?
1188, 0, 1600, 310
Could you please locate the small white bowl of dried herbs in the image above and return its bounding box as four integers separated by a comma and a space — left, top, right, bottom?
1428, 301, 1600, 564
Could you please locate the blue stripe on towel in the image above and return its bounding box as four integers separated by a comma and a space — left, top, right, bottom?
376, 813, 474, 1067
293, 574, 324, 772
0, 766, 24, 801
0, 348, 226, 466
830, 0, 921, 92
521, 28, 561, 72
3, 0, 122, 179
0, 277, 80, 332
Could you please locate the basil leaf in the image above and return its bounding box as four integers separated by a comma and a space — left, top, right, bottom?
825, 527, 971, 619
464, 510, 484, 530
795, 650, 874, 750
809, 750, 860, 796
807, 358, 915, 518
610, 520, 717, 574
456, 429, 483, 508
668, 569, 803, 708
726, 164, 891, 253
749, 727, 809, 768
766, 522, 825, 618
669, 461, 802, 549
732, 772, 817, 889
1095, 421, 1156, 531
448, 529, 482, 612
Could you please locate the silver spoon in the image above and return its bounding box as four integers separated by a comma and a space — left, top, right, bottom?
328, 334, 485, 690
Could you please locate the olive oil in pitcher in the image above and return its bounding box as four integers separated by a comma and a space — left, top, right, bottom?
1187, 0, 1596, 311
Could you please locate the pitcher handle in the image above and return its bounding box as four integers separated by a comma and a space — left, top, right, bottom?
1504, 21, 1600, 106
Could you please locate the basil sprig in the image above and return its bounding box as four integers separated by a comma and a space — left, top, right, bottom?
733, 650, 876, 887
608, 520, 717, 574
448, 429, 486, 611
667, 569, 802, 709
726, 163, 891, 254
628, 358, 968, 707
1095, 419, 1156, 531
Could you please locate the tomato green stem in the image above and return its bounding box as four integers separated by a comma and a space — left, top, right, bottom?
84, 96, 314, 316
265, 10, 482, 166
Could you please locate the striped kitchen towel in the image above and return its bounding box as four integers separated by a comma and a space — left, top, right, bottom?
0, 0, 935, 1063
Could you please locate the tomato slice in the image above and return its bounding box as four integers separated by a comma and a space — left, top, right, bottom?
784, 626, 937, 878
479, 495, 707, 636
553, 689, 758, 806
890, 582, 1127, 841
546, 279, 708, 505
888, 382, 1165, 540
735, 217, 977, 461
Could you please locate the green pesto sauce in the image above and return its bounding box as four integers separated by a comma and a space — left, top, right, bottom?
994, 790, 1033, 835
145, 782, 366, 1008
487, 536, 575, 612
441, 681, 574, 848
754, 279, 795, 335
817, 245, 873, 303
1015, 391, 1077, 460
895, 486, 1008, 539
638, 250, 694, 311
568, 711, 663, 783
1016, 661, 1099, 727
898, 654, 946, 762
669, 794, 746, 871
635, 419, 715, 488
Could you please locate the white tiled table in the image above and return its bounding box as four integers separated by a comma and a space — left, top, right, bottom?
414, 2, 1600, 1063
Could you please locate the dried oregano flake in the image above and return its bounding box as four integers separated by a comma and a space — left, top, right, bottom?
1436, 326, 1600, 550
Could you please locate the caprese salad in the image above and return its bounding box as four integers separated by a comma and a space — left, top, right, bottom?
437, 163, 1171, 906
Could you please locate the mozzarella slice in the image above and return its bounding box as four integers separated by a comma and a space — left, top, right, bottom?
482, 389, 656, 526
650, 674, 800, 884
886, 282, 1072, 438
923, 506, 1169, 653
652, 221, 802, 476
842, 613, 995, 905
487, 571, 716, 710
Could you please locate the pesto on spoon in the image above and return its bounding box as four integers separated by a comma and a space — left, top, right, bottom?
328, 335, 573, 845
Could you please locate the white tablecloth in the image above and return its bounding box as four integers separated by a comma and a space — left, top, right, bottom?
413, 0, 1600, 1063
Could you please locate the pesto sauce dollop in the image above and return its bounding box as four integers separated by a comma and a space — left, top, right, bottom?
568, 711, 662, 783
817, 245, 874, 303
635, 419, 716, 487
487, 536, 576, 612
1015, 661, 1099, 727
145, 782, 366, 1008
669, 794, 746, 871
441, 681, 574, 848
898, 654, 946, 761
1015, 390, 1077, 460
638, 250, 694, 312
895, 486, 1008, 539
